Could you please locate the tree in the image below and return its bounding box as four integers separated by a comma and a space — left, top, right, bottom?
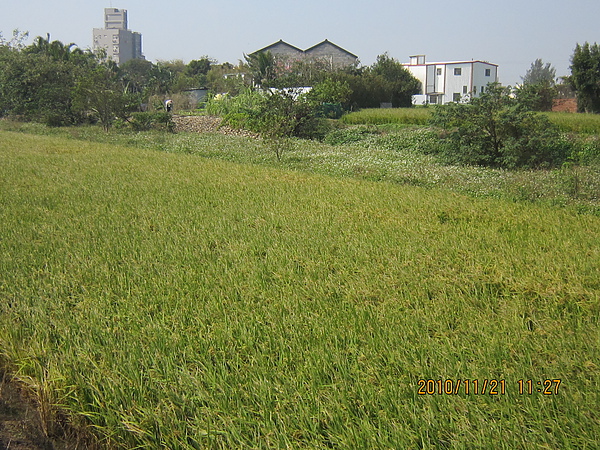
517, 59, 558, 111
146, 63, 174, 96
522, 59, 556, 85
0, 49, 79, 124
268, 57, 333, 89
186, 57, 214, 78
244, 51, 275, 87
252, 91, 323, 160
206, 62, 249, 95
370, 53, 422, 107
568, 42, 600, 113
430, 83, 567, 168
0, 29, 29, 50
25, 34, 93, 66
120, 58, 156, 95
73, 67, 139, 131
306, 78, 352, 105
516, 81, 557, 112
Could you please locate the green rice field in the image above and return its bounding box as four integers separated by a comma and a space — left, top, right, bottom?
343, 107, 600, 134
0, 130, 599, 448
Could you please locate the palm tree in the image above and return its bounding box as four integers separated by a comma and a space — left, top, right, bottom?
244, 51, 275, 87
26, 34, 88, 63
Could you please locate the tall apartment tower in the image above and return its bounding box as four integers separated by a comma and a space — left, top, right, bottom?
93, 8, 144, 65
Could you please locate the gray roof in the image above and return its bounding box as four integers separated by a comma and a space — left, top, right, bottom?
304, 39, 358, 59
249, 39, 304, 56
249, 39, 357, 59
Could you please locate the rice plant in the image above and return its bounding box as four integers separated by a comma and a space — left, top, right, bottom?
1, 131, 599, 448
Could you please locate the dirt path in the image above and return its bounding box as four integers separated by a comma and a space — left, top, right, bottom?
0, 370, 98, 450
0, 370, 53, 449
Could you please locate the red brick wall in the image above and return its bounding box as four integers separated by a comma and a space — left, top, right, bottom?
552, 98, 577, 113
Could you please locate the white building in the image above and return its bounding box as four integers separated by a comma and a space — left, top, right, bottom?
404, 55, 498, 105
93, 8, 144, 65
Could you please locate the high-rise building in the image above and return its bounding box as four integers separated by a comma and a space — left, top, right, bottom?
92, 8, 144, 65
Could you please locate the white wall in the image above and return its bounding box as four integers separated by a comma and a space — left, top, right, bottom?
406, 59, 499, 105
472, 62, 498, 96
408, 65, 427, 95
442, 63, 472, 103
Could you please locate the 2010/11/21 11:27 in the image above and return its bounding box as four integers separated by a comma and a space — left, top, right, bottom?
417, 379, 562, 395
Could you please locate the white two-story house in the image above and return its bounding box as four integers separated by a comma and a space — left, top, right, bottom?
404, 55, 498, 105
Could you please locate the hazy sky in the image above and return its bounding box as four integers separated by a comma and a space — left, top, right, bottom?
2, 0, 599, 86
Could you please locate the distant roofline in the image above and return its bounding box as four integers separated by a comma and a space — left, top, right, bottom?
249, 39, 304, 56
405, 60, 498, 67
304, 39, 358, 59
249, 39, 358, 59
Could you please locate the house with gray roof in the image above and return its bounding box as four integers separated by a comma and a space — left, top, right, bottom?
249, 39, 358, 69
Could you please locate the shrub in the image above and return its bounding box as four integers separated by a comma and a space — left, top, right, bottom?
323, 126, 380, 145
129, 112, 175, 132
430, 83, 570, 169
306, 79, 352, 108
568, 135, 600, 165
207, 89, 329, 141
247, 90, 326, 140
205, 90, 264, 117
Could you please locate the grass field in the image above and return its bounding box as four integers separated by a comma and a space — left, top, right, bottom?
1, 130, 599, 448
341, 108, 432, 126
342, 107, 600, 134
2, 121, 600, 214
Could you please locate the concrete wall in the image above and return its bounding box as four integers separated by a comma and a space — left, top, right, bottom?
93, 8, 143, 65
304, 41, 358, 69
251, 40, 357, 69
471, 62, 498, 96
93, 28, 142, 64
443, 63, 473, 103
261, 41, 304, 58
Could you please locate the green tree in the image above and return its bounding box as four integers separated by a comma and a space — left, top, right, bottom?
73, 66, 139, 131
431, 83, 567, 168
253, 91, 323, 159
306, 78, 352, 105
120, 58, 156, 95
370, 53, 421, 107
522, 58, 556, 85
206, 62, 249, 95
186, 57, 214, 78
568, 42, 600, 113
25, 34, 94, 67
245, 51, 275, 87
0, 29, 29, 50
0, 48, 79, 124
516, 81, 557, 112
516, 59, 557, 111
269, 57, 333, 89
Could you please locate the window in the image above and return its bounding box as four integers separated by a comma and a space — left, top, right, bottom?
463, 86, 468, 94
429, 95, 438, 104
454, 68, 462, 76
485, 68, 491, 76
481, 86, 485, 93
453, 93, 462, 102
436, 68, 442, 76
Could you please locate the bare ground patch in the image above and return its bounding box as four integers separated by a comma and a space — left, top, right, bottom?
0, 370, 99, 450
